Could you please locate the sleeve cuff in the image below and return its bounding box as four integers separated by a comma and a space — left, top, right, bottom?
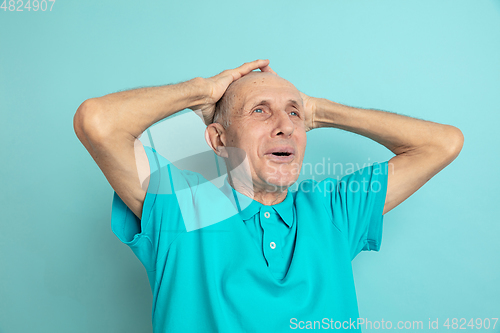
110, 146, 161, 245
364, 160, 389, 252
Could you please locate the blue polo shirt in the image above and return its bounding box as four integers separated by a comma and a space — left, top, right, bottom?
111, 146, 389, 332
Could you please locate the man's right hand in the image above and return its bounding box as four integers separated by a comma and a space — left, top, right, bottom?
189, 59, 277, 125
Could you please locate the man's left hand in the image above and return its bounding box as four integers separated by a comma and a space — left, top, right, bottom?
299, 91, 317, 132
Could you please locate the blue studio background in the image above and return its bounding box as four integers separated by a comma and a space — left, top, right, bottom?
1, 1, 499, 332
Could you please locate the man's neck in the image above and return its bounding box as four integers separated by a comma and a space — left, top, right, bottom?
227, 175, 287, 206
253, 190, 288, 206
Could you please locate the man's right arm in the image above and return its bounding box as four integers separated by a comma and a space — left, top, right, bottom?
73, 77, 209, 219
73, 59, 275, 220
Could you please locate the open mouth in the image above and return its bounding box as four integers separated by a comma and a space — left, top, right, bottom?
272, 152, 292, 157
265, 146, 295, 162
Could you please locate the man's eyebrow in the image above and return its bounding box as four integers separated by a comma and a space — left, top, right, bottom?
246, 99, 302, 109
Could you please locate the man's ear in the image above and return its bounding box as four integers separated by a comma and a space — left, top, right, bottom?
205, 123, 229, 158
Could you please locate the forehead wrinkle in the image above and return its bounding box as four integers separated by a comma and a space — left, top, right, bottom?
244, 97, 302, 110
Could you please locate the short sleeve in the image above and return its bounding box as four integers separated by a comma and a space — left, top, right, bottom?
326, 161, 389, 260
111, 145, 188, 273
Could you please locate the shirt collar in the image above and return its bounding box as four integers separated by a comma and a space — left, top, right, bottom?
272, 190, 294, 228
220, 176, 294, 228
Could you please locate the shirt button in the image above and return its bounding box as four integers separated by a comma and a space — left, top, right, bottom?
270, 242, 276, 249
264, 212, 270, 219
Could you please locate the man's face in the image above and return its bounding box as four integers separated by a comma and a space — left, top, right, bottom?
222, 72, 307, 192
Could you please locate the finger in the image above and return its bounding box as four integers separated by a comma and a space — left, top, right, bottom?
231, 59, 270, 79
259, 65, 278, 76
214, 70, 236, 84
240, 59, 270, 71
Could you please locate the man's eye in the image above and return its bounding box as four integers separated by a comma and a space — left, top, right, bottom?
290, 111, 299, 116
253, 108, 264, 113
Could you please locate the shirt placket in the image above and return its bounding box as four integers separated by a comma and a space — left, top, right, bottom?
259, 208, 283, 268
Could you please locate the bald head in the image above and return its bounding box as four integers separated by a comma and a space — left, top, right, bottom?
212, 72, 300, 128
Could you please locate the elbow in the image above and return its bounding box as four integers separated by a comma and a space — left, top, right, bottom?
73, 98, 110, 143
441, 125, 464, 162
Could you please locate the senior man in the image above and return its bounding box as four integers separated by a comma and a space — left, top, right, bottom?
74, 59, 463, 332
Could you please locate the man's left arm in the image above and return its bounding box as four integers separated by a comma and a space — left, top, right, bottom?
306, 97, 464, 215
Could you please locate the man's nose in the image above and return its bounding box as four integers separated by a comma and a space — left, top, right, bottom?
272, 110, 294, 137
